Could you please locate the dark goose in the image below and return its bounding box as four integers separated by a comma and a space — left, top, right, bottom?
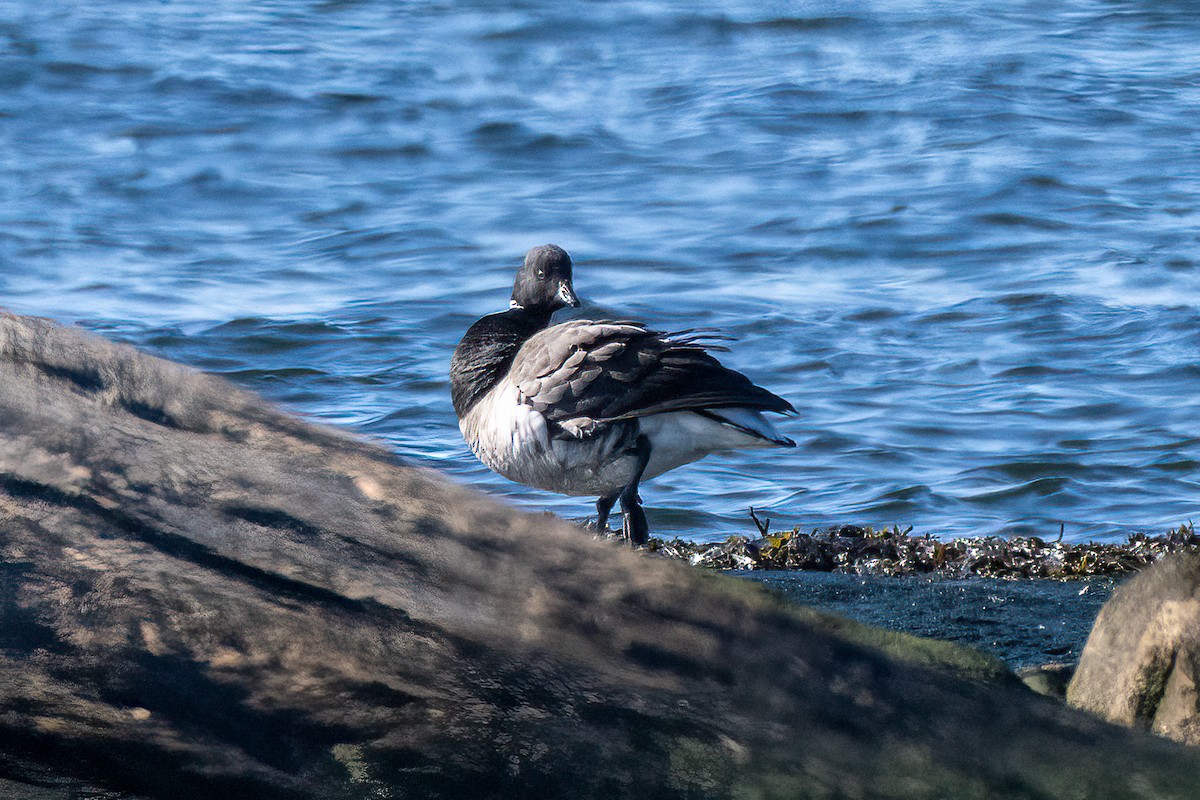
450, 244, 796, 544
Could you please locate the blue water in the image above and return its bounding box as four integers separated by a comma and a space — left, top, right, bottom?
3, 1, 1200, 542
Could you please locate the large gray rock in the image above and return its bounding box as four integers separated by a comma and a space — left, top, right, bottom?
2, 311, 1199, 799
1069, 553, 1200, 746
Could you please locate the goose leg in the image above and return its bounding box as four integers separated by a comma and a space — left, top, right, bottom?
620, 489, 647, 546
620, 435, 652, 546
594, 493, 618, 533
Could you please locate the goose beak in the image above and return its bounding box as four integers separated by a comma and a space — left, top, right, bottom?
558, 282, 580, 308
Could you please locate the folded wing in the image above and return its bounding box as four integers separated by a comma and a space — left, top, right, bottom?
510, 320, 795, 440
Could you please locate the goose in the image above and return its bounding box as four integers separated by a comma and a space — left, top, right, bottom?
450, 244, 796, 545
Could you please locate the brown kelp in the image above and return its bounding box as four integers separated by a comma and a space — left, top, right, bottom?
628, 520, 1200, 579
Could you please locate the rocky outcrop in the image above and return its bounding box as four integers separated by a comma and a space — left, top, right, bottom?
2, 311, 1199, 799
1019, 663, 1075, 700
1069, 553, 1200, 747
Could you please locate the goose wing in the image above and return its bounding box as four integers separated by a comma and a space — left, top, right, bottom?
509, 319, 794, 440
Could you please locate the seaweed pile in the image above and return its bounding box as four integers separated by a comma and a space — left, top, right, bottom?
631, 519, 1200, 579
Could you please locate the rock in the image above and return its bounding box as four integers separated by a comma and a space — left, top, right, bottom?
1068, 553, 1200, 746
1019, 663, 1075, 700
2, 311, 1200, 799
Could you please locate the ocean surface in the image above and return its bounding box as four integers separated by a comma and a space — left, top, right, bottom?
3, 0, 1200, 542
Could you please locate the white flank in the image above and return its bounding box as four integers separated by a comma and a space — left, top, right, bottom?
459, 380, 638, 496
461, 380, 792, 495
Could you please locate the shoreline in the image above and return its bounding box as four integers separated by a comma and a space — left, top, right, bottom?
620, 521, 1200, 579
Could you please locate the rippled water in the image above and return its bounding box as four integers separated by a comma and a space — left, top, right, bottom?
3, 0, 1200, 541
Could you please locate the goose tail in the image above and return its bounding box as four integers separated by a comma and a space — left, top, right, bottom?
698, 408, 796, 447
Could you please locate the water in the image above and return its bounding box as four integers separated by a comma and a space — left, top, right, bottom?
3, 0, 1200, 542
741, 571, 1117, 669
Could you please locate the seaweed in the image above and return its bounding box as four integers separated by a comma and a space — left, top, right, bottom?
612, 520, 1200, 580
